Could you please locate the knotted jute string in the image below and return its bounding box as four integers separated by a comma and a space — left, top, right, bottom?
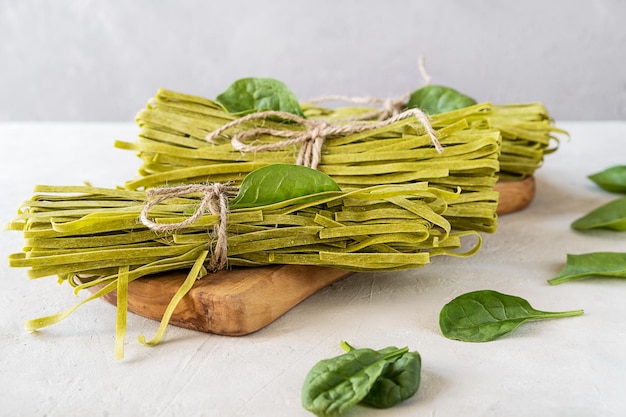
139, 183, 238, 271
205, 108, 442, 170
418, 55, 432, 86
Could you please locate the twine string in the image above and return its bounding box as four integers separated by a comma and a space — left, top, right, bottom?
139, 183, 238, 271
418, 55, 432, 86
205, 108, 442, 170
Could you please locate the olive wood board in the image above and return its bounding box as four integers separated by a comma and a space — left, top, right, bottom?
94, 176, 535, 336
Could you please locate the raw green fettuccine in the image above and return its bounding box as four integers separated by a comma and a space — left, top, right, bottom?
8, 179, 481, 356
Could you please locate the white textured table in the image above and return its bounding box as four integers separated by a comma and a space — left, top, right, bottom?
1, 122, 626, 417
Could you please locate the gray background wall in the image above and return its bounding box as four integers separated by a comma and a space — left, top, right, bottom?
1, 0, 625, 122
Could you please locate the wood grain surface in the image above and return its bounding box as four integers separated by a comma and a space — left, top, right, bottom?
494, 176, 535, 214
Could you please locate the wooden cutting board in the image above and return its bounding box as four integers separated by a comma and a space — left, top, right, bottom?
95, 177, 535, 336
494, 176, 535, 215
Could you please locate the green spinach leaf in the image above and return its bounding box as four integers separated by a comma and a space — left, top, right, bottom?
406, 85, 477, 115
439, 290, 583, 342
548, 252, 626, 285
338, 342, 421, 409
360, 349, 421, 409
215, 77, 304, 116
571, 196, 626, 231
588, 165, 626, 193
301, 344, 409, 417
230, 164, 341, 209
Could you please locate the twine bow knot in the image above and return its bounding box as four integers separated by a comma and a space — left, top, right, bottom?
139, 183, 238, 271
206, 108, 442, 170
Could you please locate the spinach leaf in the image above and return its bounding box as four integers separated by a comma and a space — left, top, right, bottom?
360, 349, 421, 409
338, 342, 421, 409
588, 165, 626, 193
301, 344, 409, 417
215, 77, 304, 116
406, 85, 477, 115
548, 252, 626, 285
571, 196, 626, 231
230, 164, 341, 209
439, 290, 583, 342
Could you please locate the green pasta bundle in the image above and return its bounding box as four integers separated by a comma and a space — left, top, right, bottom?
7, 167, 481, 356
8, 179, 479, 279
115, 88, 502, 233
476, 103, 564, 180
